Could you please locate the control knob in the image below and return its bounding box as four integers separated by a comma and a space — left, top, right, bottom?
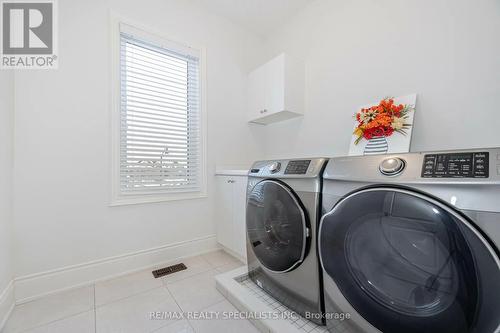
269, 162, 281, 173
379, 158, 405, 176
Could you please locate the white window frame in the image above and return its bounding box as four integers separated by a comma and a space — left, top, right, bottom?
110, 14, 207, 206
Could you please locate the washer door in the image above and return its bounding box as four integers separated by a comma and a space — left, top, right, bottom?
246, 180, 309, 273
319, 187, 500, 333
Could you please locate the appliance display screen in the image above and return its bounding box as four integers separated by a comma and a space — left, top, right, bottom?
285, 160, 311, 175
421, 152, 489, 178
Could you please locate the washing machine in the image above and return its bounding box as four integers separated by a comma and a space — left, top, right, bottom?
318, 149, 500, 333
246, 158, 328, 325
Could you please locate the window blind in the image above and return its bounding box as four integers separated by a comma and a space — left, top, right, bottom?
120, 32, 201, 195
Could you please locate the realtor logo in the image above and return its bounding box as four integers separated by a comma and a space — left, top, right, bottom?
1, 0, 58, 69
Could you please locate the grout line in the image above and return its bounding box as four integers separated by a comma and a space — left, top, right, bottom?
94, 280, 165, 309
195, 298, 227, 312
11, 253, 239, 333
160, 266, 214, 287
198, 252, 212, 266
186, 321, 196, 332
164, 284, 181, 311
14, 247, 222, 306
94, 285, 165, 309
149, 318, 196, 333
96, 259, 206, 308
93, 284, 97, 333
96, 256, 221, 310
11, 287, 96, 333
163, 267, 219, 288
185, 299, 229, 332
15, 236, 219, 282
15, 309, 93, 333
202, 250, 242, 270
165, 270, 225, 313
159, 252, 241, 287
160, 284, 191, 332
149, 319, 183, 333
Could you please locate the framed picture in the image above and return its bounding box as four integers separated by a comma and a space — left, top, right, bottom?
348, 94, 417, 156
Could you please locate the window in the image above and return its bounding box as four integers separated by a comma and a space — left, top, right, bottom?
112, 22, 205, 204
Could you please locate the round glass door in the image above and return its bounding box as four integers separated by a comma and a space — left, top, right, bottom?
246, 180, 309, 273
319, 187, 500, 333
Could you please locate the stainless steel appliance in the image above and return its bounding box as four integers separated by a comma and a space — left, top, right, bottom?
319, 149, 500, 333
246, 158, 328, 325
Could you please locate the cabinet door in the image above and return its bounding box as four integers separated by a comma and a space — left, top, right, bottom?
231, 176, 248, 261
247, 66, 267, 121
264, 54, 285, 114
215, 176, 234, 250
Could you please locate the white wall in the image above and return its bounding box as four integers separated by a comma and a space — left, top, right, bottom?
11, 0, 500, 301
0, 72, 14, 319
259, 0, 500, 158
12, 0, 265, 290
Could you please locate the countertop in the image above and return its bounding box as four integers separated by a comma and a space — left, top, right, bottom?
215, 169, 248, 176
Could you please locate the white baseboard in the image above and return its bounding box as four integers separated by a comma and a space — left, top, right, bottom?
219, 244, 247, 264
0, 280, 15, 331
14, 234, 219, 304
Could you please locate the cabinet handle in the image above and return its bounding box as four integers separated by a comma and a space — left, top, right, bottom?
227, 179, 235, 183
260, 109, 268, 114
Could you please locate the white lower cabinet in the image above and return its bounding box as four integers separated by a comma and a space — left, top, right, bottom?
215, 175, 247, 262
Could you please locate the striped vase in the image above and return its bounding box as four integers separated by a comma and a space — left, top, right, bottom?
364, 136, 388, 155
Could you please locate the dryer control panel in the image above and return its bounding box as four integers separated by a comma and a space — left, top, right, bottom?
421, 152, 489, 178
249, 158, 327, 178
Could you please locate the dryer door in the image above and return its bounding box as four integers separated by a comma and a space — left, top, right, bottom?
319, 187, 500, 333
246, 180, 309, 273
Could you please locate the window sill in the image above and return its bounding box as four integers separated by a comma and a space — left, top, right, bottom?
109, 191, 207, 206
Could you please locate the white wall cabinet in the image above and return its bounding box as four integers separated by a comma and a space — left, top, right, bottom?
247, 53, 304, 125
215, 175, 248, 261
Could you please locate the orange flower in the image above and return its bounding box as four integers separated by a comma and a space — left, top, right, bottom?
364, 113, 391, 129
353, 97, 412, 145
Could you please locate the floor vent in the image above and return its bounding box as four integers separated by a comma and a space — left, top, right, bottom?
152, 263, 187, 278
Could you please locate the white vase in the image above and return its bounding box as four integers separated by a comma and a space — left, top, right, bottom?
364, 136, 388, 155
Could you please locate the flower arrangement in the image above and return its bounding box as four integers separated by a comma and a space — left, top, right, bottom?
353, 98, 413, 145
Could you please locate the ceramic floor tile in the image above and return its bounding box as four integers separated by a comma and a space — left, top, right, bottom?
188, 300, 260, 333
166, 270, 224, 312
3, 286, 94, 333
96, 287, 181, 333
20, 311, 95, 333
95, 269, 163, 306
202, 251, 241, 269
215, 261, 245, 274
151, 320, 194, 333
160, 255, 212, 284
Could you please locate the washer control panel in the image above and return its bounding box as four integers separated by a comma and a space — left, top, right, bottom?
285, 160, 311, 175
249, 158, 327, 178
421, 152, 489, 178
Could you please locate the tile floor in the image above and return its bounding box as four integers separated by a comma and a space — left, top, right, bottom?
2, 250, 260, 333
